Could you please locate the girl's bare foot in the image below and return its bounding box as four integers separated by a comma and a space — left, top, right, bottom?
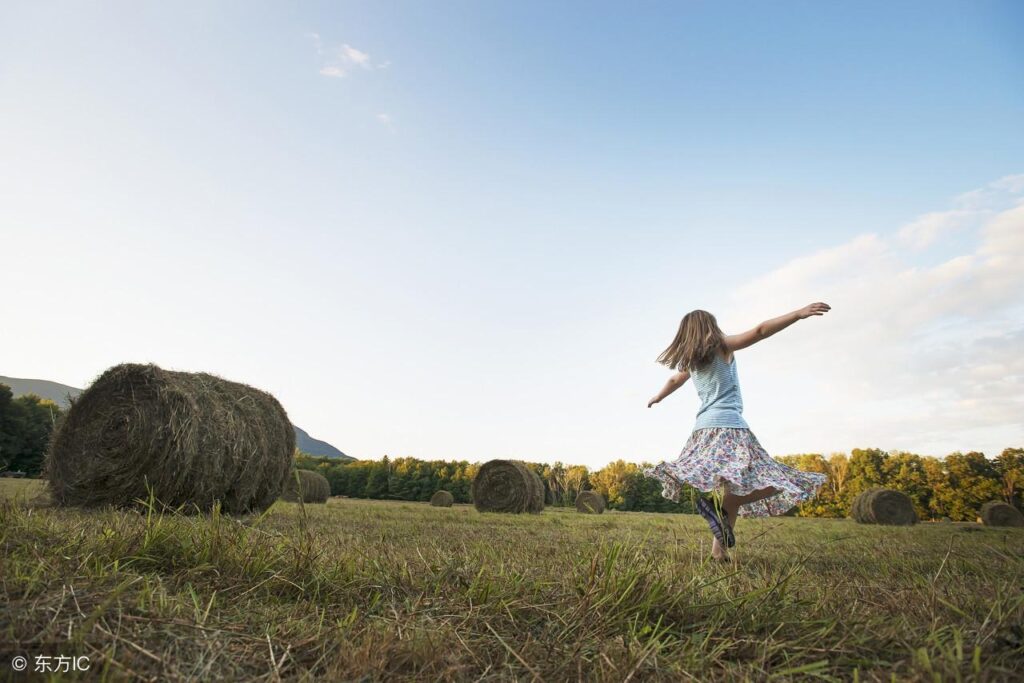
711, 537, 730, 562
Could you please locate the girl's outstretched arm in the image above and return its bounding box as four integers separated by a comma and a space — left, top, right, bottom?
648, 370, 690, 408
725, 302, 831, 352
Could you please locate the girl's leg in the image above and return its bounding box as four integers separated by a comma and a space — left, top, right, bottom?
711, 536, 729, 562
721, 483, 779, 527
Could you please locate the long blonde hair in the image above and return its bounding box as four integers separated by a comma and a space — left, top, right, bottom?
656, 310, 726, 371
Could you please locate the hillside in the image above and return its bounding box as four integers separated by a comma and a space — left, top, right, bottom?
0, 376, 81, 407
0, 375, 352, 461
293, 424, 351, 460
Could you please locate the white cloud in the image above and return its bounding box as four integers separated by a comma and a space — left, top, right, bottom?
340, 44, 371, 68
897, 209, 974, 249
895, 175, 1024, 249
953, 173, 1024, 210
376, 113, 394, 129
725, 174, 1024, 457
319, 66, 345, 79
310, 34, 385, 79
991, 174, 1024, 193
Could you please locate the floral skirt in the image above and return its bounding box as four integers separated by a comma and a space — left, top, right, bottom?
643, 427, 827, 518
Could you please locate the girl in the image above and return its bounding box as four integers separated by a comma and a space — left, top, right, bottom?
645, 303, 831, 562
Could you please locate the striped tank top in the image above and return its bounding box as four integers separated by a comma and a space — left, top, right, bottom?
690, 353, 749, 429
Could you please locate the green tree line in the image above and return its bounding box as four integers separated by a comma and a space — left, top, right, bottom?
776, 448, 1024, 521
297, 454, 698, 513
297, 446, 1024, 521
0, 384, 63, 476
2, 379, 1019, 522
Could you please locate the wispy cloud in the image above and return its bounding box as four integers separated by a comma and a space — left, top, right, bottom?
319, 66, 346, 79
725, 174, 1024, 457
340, 45, 371, 68
897, 209, 974, 249
309, 33, 386, 79
898, 174, 1024, 248
375, 113, 395, 130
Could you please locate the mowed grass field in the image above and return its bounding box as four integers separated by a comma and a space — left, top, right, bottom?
2, 478, 1023, 682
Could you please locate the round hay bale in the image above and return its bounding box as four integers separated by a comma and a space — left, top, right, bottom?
850, 491, 865, 522
471, 460, 545, 514
430, 490, 454, 507
850, 488, 881, 523
853, 488, 916, 525
980, 501, 1024, 527
281, 469, 330, 504
47, 363, 294, 514
869, 489, 917, 525
575, 490, 605, 514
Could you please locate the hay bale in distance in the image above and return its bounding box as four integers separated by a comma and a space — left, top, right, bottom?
47, 363, 294, 514
430, 490, 455, 507
868, 489, 918, 525
471, 460, 545, 514
575, 490, 606, 514
852, 488, 917, 526
851, 489, 886, 524
850, 488, 882, 523
980, 501, 1024, 527
850, 491, 866, 522
281, 469, 330, 504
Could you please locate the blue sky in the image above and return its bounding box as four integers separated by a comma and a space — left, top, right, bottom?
1, 1, 1022, 466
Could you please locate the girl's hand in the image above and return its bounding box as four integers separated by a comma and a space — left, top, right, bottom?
798, 302, 831, 319
647, 397, 660, 408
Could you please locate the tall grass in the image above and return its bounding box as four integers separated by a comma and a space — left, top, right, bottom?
1, 479, 1022, 681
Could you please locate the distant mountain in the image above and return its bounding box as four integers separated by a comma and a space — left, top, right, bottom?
293, 425, 351, 460
0, 376, 80, 407
0, 375, 352, 461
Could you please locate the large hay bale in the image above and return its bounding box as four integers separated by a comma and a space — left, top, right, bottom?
852, 488, 916, 525
281, 469, 330, 504
980, 501, 1024, 527
575, 490, 606, 514
47, 363, 294, 514
471, 460, 545, 514
430, 490, 454, 507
